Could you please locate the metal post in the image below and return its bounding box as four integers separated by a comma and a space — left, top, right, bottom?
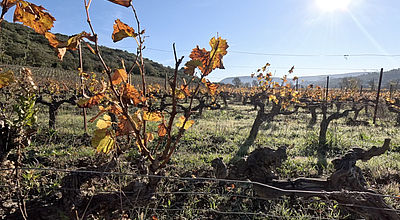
373, 68, 384, 125
325, 76, 329, 101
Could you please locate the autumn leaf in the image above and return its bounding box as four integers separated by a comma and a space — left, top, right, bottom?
89, 105, 122, 123
111, 69, 128, 85
157, 123, 167, 137
116, 115, 134, 136
112, 19, 137, 42
146, 132, 154, 143
57, 48, 66, 61
13, 1, 55, 35
175, 115, 194, 130
107, 0, 131, 7
45, 31, 94, 60
63, 32, 94, 49
175, 89, 186, 99
44, 32, 60, 47
189, 47, 211, 76
96, 114, 112, 129
209, 36, 228, 70
180, 84, 191, 96
0, 70, 14, 88
205, 82, 219, 96
1, 0, 17, 10
269, 94, 277, 102
184, 60, 203, 75
77, 93, 104, 108
92, 129, 115, 154
122, 83, 142, 105
118, 110, 143, 135
143, 111, 162, 121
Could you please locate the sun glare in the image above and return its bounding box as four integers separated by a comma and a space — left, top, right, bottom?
315, 0, 351, 12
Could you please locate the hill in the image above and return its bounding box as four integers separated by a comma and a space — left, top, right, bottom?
220, 70, 400, 89
0, 21, 175, 77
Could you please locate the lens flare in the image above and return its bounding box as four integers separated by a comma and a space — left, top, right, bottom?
315, 0, 351, 12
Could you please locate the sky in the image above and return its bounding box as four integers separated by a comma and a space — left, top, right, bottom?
4, 0, 400, 82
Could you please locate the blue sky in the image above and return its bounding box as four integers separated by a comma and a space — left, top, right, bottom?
5, 0, 400, 82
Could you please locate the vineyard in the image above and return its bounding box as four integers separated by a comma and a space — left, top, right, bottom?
1, 0, 400, 220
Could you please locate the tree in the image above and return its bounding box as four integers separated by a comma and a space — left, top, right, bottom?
339, 77, 360, 90
252, 80, 258, 87
232, 77, 242, 87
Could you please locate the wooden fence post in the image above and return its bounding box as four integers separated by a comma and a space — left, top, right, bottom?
79, 42, 88, 134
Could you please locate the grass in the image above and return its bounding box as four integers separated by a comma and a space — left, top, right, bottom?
2, 100, 400, 219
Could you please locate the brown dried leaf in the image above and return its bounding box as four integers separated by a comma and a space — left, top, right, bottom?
112, 19, 137, 43
13, 1, 55, 35
107, 0, 131, 7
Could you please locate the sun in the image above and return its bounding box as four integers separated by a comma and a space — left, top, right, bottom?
315, 0, 351, 12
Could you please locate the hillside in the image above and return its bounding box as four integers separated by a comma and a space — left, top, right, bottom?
0, 21, 175, 77
220, 70, 400, 88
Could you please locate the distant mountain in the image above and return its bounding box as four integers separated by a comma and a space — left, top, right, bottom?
220, 70, 400, 89
0, 20, 177, 78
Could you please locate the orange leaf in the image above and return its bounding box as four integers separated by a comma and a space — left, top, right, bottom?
112, 19, 137, 43
180, 85, 191, 96
111, 69, 128, 85
44, 32, 60, 47
122, 83, 142, 105
189, 47, 211, 76
205, 81, 219, 96
116, 115, 134, 136
77, 93, 104, 108
13, 1, 55, 35
107, 0, 131, 7
157, 123, 167, 137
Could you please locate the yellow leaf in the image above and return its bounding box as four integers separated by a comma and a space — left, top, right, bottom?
146, 132, 154, 143
175, 116, 194, 130
209, 36, 228, 70
96, 114, 112, 129
143, 111, 162, 121
13, 1, 55, 35
92, 129, 115, 154
112, 19, 137, 43
175, 89, 186, 99
111, 69, 128, 85
268, 95, 277, 102
0, 71, 15, 89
